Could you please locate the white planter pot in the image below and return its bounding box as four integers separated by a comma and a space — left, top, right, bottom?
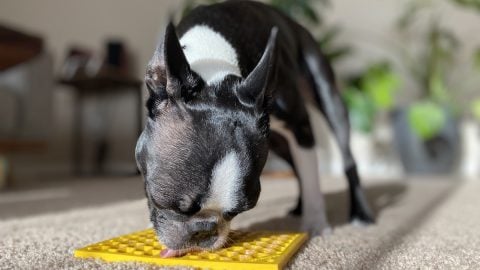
459, 120, 480, 179
351, 122, 403, 179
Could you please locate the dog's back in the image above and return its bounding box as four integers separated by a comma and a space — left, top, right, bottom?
176, 1, 340, 136
177, 1, 303, 77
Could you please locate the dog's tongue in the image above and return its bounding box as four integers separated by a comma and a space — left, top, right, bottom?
160, 249, 186, 258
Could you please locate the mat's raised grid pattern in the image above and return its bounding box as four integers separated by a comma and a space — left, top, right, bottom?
74, 229, 307, 270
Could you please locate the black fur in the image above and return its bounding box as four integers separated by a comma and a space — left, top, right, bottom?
136, 0, 374, 251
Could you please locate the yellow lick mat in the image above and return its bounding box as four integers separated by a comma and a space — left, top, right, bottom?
74, 228, 307, 270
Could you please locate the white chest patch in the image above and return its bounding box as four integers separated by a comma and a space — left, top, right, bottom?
203, 151, 242, 212
179, 25, 242, 85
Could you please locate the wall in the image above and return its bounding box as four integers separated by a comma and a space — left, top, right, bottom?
0, 0, 183, 77
0, 0, 182, 177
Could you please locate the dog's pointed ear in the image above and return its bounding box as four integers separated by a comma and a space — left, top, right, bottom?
145, 42, 168, 100
237, 27, 278, 108
163, 22, 194, 96
145, 22, 201, 101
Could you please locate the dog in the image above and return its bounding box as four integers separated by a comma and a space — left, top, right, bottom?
135, 0, 374, 258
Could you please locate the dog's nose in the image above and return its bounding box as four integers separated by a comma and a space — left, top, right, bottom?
190, 221, 218, 242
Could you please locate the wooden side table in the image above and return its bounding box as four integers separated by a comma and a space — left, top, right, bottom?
59, 75, 143, 175
0, 25, 43, 72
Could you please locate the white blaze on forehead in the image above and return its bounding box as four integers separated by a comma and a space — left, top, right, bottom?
179, 25, 242, 85
204, 151, 242, 212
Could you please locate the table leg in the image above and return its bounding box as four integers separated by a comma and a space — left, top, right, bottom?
73, 91, 83, 175
137, 86, 144, 137
0, 155, 9, 189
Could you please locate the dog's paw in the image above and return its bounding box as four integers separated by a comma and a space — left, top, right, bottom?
349, 209, 375, 225
301, 217, 332, 237
350, 218, 370, 228
302, 223, 332, 237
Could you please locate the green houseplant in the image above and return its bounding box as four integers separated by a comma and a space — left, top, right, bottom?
451, 0, 480, 124
340, 61, 403, 177
342, 62, 401, 134
391, 0, 479, 174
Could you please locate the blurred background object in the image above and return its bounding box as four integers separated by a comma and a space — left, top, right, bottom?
58, 40, 142, 175
0, 24, 51, 189
392, 0, 462, 175
0, 25, 52, 140
0, 1, 186, 186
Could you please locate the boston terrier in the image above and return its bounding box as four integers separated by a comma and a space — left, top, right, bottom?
135, 0, 374, 258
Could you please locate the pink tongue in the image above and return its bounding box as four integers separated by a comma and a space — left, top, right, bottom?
160, 249, 185, 258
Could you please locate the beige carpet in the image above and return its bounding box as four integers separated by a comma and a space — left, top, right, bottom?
1, 178, 479, 269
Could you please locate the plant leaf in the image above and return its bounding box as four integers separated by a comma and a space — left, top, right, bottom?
300, 3, 320, 24
450, 0, 480, 12
181, 0, 196, 18
342, 87, 376, 133
396, 3, 417, 31
474, 47, 480, 71
408, 101, 446, 140
317, 25, 341, 48
428, 69, 449, 103
396, 1, 429, 31
323, 46, 352, 62
472, 98, 480, 121
361, 62, 401, 110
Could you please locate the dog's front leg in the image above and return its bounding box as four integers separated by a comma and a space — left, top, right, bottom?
289, 140, 331, 236
270, 118, 330, 236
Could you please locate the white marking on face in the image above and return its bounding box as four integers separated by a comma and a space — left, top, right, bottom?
203, 151, 242, 212
180, 25, 242, 85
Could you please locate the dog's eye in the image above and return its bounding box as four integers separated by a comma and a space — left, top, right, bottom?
177, 201, 201, 216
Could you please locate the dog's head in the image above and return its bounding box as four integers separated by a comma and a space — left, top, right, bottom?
135, 23, 277, 255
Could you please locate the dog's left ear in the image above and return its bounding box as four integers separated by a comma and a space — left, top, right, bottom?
237, 27, 278, 109
145, 22, 203, 101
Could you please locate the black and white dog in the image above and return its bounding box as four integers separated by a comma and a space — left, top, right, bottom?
135, 0, 374, 257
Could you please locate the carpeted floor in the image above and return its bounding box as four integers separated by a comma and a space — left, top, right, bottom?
1, 177, 479, 269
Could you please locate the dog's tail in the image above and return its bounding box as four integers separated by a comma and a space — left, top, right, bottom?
297, 29, 375, 223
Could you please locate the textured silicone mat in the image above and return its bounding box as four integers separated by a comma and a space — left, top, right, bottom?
74, 229, 307, 270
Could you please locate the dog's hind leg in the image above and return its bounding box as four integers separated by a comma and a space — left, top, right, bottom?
268, 130, 302, 216
299, 31, 375, 224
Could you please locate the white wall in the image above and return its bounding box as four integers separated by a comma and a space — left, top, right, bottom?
0, 0, 182, 176
0, 0, 183, 77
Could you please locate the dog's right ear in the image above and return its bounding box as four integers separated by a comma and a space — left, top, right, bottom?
145, 23, 202, 105
236, 27, 278, 110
